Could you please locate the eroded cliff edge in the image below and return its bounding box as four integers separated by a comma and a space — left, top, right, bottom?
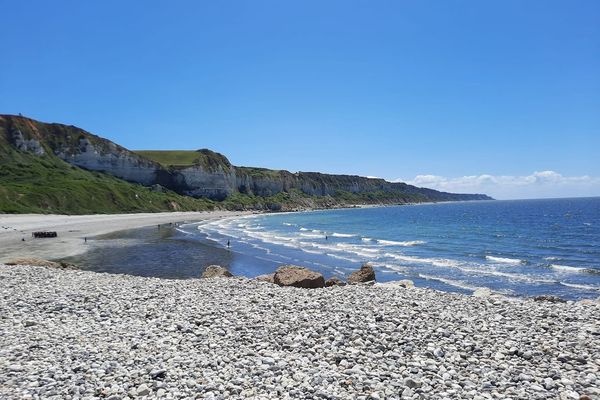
0, 115, 492, 210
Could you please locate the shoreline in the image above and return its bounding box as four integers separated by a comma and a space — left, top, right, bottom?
0, 211, 254, 262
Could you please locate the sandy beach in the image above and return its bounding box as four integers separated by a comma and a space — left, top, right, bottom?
0, 211, 251, 263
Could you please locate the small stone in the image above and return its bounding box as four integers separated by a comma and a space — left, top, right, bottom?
136, 384, 151, 396
404, 378, 422, 388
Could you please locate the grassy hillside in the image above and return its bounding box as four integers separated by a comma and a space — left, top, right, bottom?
134, 149, 232, 172
0, 149, 215, 214
134, 150, 200, 167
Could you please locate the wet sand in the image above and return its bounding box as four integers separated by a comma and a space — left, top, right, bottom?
0, 211, 252, 262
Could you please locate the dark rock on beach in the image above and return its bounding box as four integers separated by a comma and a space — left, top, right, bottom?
533, 295, 567, 303
201, 265, 233, 278
348, 263, 376, 284
273, 265, 325, 288
325, 276, 347, 287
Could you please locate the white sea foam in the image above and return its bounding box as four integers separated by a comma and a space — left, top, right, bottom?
544, 256, 560, 261
331, 232, 355, 238
551, 264, 586, 273
384, 253, 460, 268
326, 253, 360, 262
299, 227, 309, 231
299, 233, 323, 238
376, 263, 408, 273
361, 237, 374, 242
583, 222, 592, 226
378, 239, 425, 246
560, 282, 600, 291
299, 248, 323, 255
485, 256, 524, 265
283, 222, 294, 226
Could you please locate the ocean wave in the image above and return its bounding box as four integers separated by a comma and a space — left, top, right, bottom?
361, 237, 374, 242
378, 239, 425, 246
298, 248, 323, 255
551, 264, 600, 275
559, 282, 600, 291
383, 253, 460, 268
551, 264, 586, 273
299, 227, 308, 231
418, 274, 480, 292
544, 256, 560, 261
326, 253, 361, 262
331, 232, 356, 238
485, 256, 525, 265
460, 267, 558, 285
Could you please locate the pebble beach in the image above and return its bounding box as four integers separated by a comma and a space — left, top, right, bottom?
1, 264, 599, 399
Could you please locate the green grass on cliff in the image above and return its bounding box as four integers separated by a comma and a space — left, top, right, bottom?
0, 149, 215, 214
134, 149, 232, 172
134, 150, 200, 167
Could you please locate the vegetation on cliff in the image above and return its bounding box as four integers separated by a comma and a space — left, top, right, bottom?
1, 115, 492, 214
0, 149, 215, 214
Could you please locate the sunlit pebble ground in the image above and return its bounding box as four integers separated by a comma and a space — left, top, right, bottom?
0, 264, 599, 399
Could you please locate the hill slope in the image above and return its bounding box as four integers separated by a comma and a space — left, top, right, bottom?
0, 115, 492, 214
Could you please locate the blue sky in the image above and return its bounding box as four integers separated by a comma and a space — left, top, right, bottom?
1, 1, 599, 199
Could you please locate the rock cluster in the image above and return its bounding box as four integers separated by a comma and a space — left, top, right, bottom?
1, 264, 599, 399
201, 265, 233, 279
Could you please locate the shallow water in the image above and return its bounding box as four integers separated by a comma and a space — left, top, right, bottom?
66, 198, 600, 300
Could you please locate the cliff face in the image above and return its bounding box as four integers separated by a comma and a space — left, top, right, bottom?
0, 115, 493, 203
0, 115, 162, 186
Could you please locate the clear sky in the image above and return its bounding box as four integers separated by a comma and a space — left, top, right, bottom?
1, 1, 599, 199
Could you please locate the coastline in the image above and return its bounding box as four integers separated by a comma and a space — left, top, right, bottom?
0, 211, 254, 262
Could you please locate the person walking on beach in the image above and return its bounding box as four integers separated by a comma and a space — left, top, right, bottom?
84, 237, 87, 243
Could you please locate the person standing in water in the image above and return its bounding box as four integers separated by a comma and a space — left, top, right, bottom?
227, 240, 230, 248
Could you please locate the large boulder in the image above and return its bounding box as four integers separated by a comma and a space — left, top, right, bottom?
348, 263, 376, 284
325, 276, 346, 287
201, 265, 233, 278
273, 265, 325, 289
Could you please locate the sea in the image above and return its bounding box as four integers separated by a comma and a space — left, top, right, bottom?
66, 197, 600, 301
